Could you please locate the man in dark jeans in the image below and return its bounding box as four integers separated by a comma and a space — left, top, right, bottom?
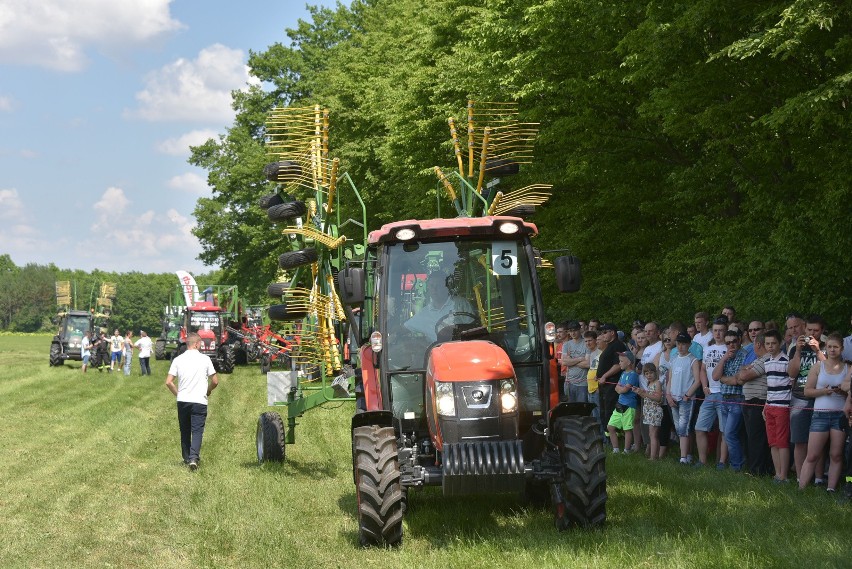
165, 332, 219, 470
596, 323, 627, 434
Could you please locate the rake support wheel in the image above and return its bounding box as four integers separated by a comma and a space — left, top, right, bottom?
256, 412, 286, 463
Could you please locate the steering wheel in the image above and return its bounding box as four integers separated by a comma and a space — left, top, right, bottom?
434, 311, 479, 339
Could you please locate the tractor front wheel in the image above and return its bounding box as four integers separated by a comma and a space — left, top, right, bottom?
154, 339, 166, 360
256, 412, 286, 463
550, 416, 607, 530
49, 342, 62, 366
353, 425, 404, 547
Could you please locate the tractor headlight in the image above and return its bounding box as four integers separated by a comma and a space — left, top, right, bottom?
209, 340, 216, 349
370, 331, 383, 353
435, 381, 456, 416
544, 321, 556, 343
499, 379, 518, 413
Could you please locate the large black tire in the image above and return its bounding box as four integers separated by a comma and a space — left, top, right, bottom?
171, 343, 187, 361
216, 344, 236, 374
268, 303, 309, 321
266, 282, 291, 298
256, 412, 286, 463
260, 353, 272, 374
278, 248, 318, 269
267, 201, 307, 223
154, 339, 166, 360
49, 342, 62, 366
263, 160, 302, 182
353, 425, 404, 547
550, 416, 607, 530
258, 193, 285, 210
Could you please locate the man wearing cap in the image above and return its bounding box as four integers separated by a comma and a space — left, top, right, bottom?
713, 329, 748, 471
596, 323, 628, 431
561, 320, 590, 403
667, 332, 702, 464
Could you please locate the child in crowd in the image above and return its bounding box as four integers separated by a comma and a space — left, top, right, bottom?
607, 351, 640, 453
634, 362, 663, 460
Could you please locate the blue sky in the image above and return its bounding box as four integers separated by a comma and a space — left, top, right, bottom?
0, 0, 331, 274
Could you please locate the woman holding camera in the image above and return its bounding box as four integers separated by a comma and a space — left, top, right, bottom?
798, 333, 849, 491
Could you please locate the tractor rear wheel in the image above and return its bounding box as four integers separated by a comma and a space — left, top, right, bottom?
217, 344, 236, 374
267, 200, 307, 223
550, 416, 607, 530
256, 412, 286, 463
154, 339, 166, 360
353, 425, 404, 547
278, 248, 318, 269
49, 342, 62, 366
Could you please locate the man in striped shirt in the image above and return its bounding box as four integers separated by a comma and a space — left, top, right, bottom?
736, 331, 781, 476
755, 330, 791, 482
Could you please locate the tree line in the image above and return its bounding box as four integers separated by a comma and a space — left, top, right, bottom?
189, 0, 850, 331
0, 254, 221, 334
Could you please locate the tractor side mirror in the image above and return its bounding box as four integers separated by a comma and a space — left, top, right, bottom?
337, 267, 366, 305
554, 256, 582, 293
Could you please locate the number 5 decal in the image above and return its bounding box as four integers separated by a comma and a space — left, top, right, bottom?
492, 242, 518, 275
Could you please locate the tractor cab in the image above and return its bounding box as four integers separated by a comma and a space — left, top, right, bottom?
183, 303, 225, 356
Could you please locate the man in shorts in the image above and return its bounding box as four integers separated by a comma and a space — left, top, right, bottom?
607, 351, 640, 453
109, 329, 124, 372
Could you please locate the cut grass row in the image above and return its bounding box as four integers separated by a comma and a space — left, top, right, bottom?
0, 334, 849, 568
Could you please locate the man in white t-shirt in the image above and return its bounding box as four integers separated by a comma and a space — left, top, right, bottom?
693, 311, 713, 350
109, 329, 124, 372
693, 317, 729, 468
166, 332, 219, 470
641, 321, 663, 368
135, 330, 154, 376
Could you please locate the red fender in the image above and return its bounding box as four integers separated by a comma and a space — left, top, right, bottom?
359, 344, 382, 411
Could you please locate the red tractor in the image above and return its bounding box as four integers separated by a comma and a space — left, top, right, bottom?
338, 216, 605, 546
178, 301, 236, 374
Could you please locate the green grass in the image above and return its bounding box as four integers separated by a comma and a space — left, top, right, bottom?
1, 334, 849, 568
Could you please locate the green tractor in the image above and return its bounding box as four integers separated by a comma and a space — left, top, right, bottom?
251, 102, 604, 546
154, 305, 184, 360
50, 281, 115, 367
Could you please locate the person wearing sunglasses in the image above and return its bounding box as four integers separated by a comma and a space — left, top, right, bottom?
741, 320, 766, 366
712, 329, 748, 471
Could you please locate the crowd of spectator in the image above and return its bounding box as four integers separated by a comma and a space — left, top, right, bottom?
555, 310, 852, 499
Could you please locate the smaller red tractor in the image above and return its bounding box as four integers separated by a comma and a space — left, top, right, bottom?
173, 285, 244, 374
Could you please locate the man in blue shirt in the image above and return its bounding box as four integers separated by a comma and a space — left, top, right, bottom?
607, 351, 640, 454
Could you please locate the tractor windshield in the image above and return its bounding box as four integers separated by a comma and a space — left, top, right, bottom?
385, 238, 541, 371
188, 311, 222, 336
66, 315, 91, 337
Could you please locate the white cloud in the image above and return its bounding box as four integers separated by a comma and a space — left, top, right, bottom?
0, 0, 184, 72
0, 95, 13, 111
0, 188, 25, 220
77, 187, 204, 271
156, 129, 218, 156
126, 44, 260, 123
167, 172, 210, 195
93, 186, 129, 215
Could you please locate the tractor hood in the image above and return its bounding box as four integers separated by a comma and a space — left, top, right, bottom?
427, 340, 514, 382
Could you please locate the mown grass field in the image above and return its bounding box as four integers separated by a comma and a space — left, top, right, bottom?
1, 334, 849, 568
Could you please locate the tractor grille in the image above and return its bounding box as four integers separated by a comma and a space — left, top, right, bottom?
441, 440, 525, 495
